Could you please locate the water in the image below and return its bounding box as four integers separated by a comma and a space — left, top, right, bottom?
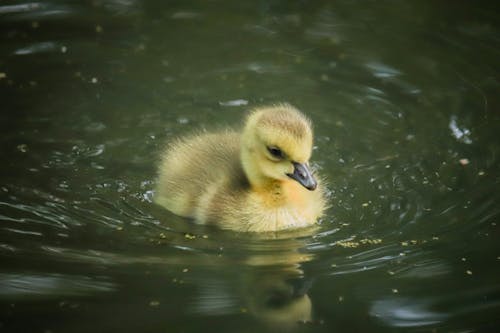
1, 1, 499, 332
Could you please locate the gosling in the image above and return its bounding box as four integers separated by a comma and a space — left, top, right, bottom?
155, 104, 326, 232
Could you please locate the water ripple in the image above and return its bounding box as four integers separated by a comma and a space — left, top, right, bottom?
371, 297, 448, 327
0, 273, 116, 298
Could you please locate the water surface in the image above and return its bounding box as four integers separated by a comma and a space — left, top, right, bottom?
1, 1, 499, 332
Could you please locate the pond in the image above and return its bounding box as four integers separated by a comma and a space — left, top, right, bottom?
1, 1, 499, 332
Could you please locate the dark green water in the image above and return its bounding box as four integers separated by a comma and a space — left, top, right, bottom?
1, 1, 499, 332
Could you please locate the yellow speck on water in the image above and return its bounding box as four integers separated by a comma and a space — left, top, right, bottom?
240, 308, 247, 313
362, 202, 369, 207
401, 241, 409, 246
388, 271, 395, 275
149, 300, 160, 307
392, 289, 399, 293
91, 77, 98, 84
360, 238, 382, 245
461, 257, 467, 262
432, 236, 439, 241
0, 72, 6, 79
336, 240, 359, 248
466, 270, 472, 275
338, 296, 344, 302
31, 21, 39, 28
184, 233, 196, 240
182, 268, 189, 273
95, 25, 103, 33
459, 158, 470, 166
331, 264, 337, 268
202, 234, 208, 239
116, 226, 123, 231
159, 233, 166, 239
478, 170, 485, 176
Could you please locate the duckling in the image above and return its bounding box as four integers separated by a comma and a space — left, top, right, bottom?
155, 104, 326, 232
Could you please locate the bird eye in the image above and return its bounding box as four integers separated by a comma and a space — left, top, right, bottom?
267, 146, 284, 159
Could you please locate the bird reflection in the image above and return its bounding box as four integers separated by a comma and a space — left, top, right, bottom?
244, 267, 313, 329
189, 227, 317, 330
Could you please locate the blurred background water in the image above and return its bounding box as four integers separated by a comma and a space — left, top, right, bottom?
0, 1, 499, 332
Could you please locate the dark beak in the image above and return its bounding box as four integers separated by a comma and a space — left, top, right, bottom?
287, 162, 317, 191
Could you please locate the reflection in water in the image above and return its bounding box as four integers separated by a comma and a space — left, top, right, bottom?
189, 229, 317, 329
243, 232, 315, 328
244, 269, 313, 328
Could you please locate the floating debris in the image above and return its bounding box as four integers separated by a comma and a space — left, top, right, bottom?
336, 238, 382, 248
95, 25, 103, 33
459, 158, 470, 166
392, 289, 399, 294
336, 240, 359, 248
91, 77, 98, 84
360, 238, 382, 245
466, 270, 472, 275
0, 72, 6, 79
182, 268, 189, 273
184, 233, 196, 240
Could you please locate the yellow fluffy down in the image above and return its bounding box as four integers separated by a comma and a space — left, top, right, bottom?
155, 104, 326, 232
